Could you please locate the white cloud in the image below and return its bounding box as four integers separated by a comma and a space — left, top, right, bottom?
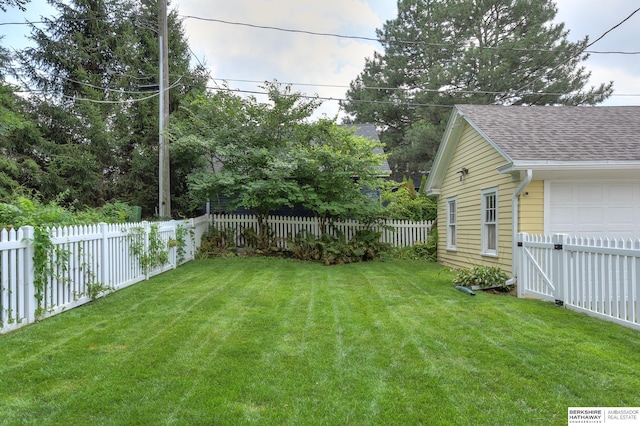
554, 0, 640, 105
176, 0, 385, 119
588, 63, 640, 105
178, 0, 640, 118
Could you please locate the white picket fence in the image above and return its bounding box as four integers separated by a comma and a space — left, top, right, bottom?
211, 214, 433, 248
517, 233, 640, 330
0, 214, 210, 334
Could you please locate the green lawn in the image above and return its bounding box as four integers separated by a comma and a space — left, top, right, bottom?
1, 258, 639, 425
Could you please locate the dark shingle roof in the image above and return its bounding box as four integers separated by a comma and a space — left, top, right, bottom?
343, 123, 391, 175
344, 123, 379, 140
456, 105, 640, 161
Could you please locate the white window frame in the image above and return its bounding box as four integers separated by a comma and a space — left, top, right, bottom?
447, 197, 457, 250
481, 188, 498, 256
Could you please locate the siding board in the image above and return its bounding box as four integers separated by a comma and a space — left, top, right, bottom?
519, 180, 544, 234
437, 123, 520, 274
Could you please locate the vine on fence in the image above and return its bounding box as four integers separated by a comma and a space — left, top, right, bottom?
128, 223, 169, 273
76, 245, 111, 301
169, 224, 193, 265
30, 226, 73, 318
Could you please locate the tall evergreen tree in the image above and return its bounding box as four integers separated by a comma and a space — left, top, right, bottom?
342, 0, 613, 180
110, 0, 207, 217
18, 0, 139, 205
17, 0, 207, 214
0, 45, 47, 197
0, 0, 29, 11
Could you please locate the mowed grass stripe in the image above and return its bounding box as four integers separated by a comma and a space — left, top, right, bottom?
0, 258, 639, 425
360, 262, 637, 424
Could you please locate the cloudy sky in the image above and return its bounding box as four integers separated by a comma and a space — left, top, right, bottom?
2, 0, 639, 119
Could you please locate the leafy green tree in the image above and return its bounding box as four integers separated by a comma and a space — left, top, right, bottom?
342, 0, 613, 180
169, 82, 317, 245
295, 120, 386, 233
381, 177, 437, 222
169, 82, 387, 244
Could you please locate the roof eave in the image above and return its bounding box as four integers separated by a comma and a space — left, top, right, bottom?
498, 160, 640, 174
425, 108, 466, 193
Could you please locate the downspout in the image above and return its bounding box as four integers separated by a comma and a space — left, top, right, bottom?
509, 169, 533, 287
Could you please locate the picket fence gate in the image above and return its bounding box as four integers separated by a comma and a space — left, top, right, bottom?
0, 214, 210, 334
516, 232, 640, 331
211, 214, 434, 248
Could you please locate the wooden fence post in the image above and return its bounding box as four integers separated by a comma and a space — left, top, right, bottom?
99, 223, 110, 288
552, 233, 569, 306
22, 226, 36, 323
516, 232, 527, 298
170, 220, 177, 269
188, 218, 196, 262
143, 221, 150, 280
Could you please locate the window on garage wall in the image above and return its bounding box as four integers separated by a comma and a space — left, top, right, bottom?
481, 188, 498, 256
447, 197, 457, 250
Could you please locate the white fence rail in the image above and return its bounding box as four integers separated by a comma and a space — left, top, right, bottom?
211, 214, 433, 248
517, 233, 640, 331
0, 214, 210, 334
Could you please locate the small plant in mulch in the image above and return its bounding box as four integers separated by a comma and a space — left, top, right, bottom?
453, 265, 512, 292
197, 227, 237, 258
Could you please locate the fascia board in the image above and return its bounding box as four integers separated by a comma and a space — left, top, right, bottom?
499, 160, 640, 173
425, 108, 465, 194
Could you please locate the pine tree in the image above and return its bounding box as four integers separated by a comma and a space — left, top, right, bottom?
0, 45, 47, 197
342, 0, 613, 180
17, 0, 207, 213
0, 0, 29, 12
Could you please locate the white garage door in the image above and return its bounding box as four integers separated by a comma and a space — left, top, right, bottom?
548, 181, 640, 238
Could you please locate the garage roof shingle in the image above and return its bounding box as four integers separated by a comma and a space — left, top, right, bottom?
456, 105, 640, 162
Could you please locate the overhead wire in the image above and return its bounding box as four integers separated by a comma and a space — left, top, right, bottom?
178, 14, 640, 55
15, 76, 185, 104
2, 7, 639, 107
510, 6, 640, 100
171, 10, 640, 106
209, 77, 640, 98
585, 7, 640, 49
206, 85, 456, 109
2, 14, 640, 55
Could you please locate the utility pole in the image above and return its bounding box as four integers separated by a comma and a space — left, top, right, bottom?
158, 0, 171, 217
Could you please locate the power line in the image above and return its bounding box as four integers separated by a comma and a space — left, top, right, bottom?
512, 7, 640, 98
180, 15, 381, 43
177, 14, 640, 55
61, 90, 160, 104
207, 85, 456, 109
210, 77, 640, 98
586, 7, 640, 49
16, 76, 185, 104
0, 19, 82, 26
2, 15, 640, 55
4, 7, 638, 109
206, 85, 636, 109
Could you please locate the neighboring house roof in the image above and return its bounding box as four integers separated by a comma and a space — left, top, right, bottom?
427, 105, 640, 193
343, 123, 392, 176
